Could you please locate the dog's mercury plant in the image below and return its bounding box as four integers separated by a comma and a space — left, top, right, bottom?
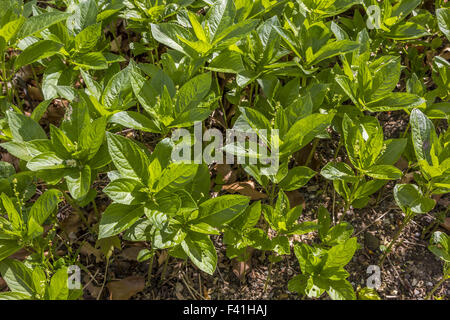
0, 0, 448, 300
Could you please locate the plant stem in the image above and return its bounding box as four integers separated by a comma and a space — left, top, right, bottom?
146, 250, 155, 287
425, 274, 448, 300
97, 258, 110, 300
264, 260, 274, 293
61, 191, 92, 233
379, 213, 413, 266
305, 138, 319, 167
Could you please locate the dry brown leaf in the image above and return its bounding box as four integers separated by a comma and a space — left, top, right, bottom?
27, 85, 43, 101
158, 250, 168, 266
285, 190, 306, 209
441, 217, 450, 232
222, 181, 267, 200
80, 242, 103, 263
110, 35, 122, 53
107, 276, 145, 300
395, 157, 409, 171
0, 277, 6, 290
119, 244, 146, 261
214, 164, 237, 184
401, 172, 415, 184
60, 212, 83, 238
8, 248, 31, 261
83, 274, 102, 299
1, 153, 19, 171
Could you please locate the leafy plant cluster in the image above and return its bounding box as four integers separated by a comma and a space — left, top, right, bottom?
0, 0, 449, 300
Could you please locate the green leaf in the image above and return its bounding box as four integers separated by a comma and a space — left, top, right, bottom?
384, 22, 429, 40
109, 111, 161, 133
320, 162, 358, 182
318, 206, 331, 241
280, 113, 334, 158
364, 165, 402, 180
1, 193, 22, 231
410, 108, 439, 167
393, 184, 435, 214
366, 93, 424, 112
0, 162, 15, 179
308, 40, 359, 65
181, 232, 217, 275
15, 40, 62, 70
71, 52, 108, 70
18, 12, 71, 39
155, 163, 198, 192
324, 237, 358, 269
0, 16, 25, 43
279, 166, 316, 191
326, 279, 356, 300
0, 240, 21, 263
47, 267, 69, 300
28, 189, 61, 226
103, 178, 146, 205
206, 0, 235, 42
7, 111, 47, 142
437, 8, 450, 42
98, 204, 145, 239
175, 73, 211, 114
0, 259, 35, 296
74, 22, 101, 52
26, 152, 65, 171
106, 133, 150, 183
79, 116, 108, 161
65, 165, 91, 200
151, 23, 192, 56
194, 195, 249, 228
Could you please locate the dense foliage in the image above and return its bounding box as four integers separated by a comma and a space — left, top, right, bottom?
0, 0, 448, 300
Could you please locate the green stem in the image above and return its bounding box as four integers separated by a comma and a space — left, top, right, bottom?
61, 190, 93, 234
264, 260, 274, 293
379, 213, 413, 266
305, 138, 319, 167
146, 249, 155, 287
426, 273, 448, 300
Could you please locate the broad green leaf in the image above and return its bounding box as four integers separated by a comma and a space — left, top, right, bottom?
320, 162, 358, 182
280, 113, 334, 158
98, 204, 145, 239
7, 111, 47, 142
65, 165, 91, 200
74, 22, 101, 52
364, 165, 402, 180
106, 133, 150, 183
109, 111, 161, 133
71, 52, 108, 70
28, 189, 61, 226
437, 8, 450, 41
0, 240, 21, 263
15, 40, 62, 70
0, 259, 35, 296
324, 237, 358, 269
194, 195, 249, 227
175, 73, 211, 114
308, 40, 359, 66
18, 12, 71, 39
47, 267, 69, 300
155, 163, 198, 192
103, 178, 146, 205
384, 22, 429, 40
181, 232, 217, 275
